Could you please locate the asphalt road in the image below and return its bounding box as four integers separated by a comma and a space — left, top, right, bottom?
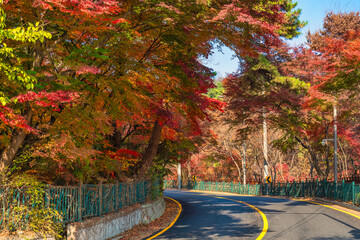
154, 190, 360, 240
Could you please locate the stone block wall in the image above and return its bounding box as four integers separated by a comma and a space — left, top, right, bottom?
67, 197, 165, 240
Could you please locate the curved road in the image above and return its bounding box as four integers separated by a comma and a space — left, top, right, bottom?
153, 190, 360, 240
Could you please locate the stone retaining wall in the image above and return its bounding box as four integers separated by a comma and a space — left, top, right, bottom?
67, 197, 165, 240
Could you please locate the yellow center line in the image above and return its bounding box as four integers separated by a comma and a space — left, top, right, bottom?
148, 193, 268, 239
215, 196, 268, 240
146, 196, 182, 240
150, 191, 360, 240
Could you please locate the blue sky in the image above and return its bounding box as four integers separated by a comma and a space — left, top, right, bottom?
203, 0, 360, 78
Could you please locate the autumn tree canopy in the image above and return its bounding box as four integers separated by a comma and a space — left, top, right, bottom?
0, 0, 303, 184
224, 11, 360, 181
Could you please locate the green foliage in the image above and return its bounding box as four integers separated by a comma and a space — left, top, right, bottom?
273, 76, 310, 90
206, 80, 224, 99
0, 173, 63, 239
271, 132, 298, 153
0, 3, 51, 105
149, 177, 162, 200
276, 0, 307, 39
10, 145, 33, 173
150, 140, 184, 178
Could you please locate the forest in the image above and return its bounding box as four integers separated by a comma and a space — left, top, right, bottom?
1, 0, 359, 188
189, 11, 360, 184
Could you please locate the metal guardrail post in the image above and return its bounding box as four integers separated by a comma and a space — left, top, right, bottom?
99, 182, 103, 217
266, 183, 269, 195
286, 182, 289, 196
119, 183, 123, 209
352, 181, 355, 205
325, 181, 328, 199
78, 181, 83, 221
278, 182, 281, 196
342, 180, 345, 202
115, 182, 119, 210
316, 179, 319, 197
300, 181, 303, 197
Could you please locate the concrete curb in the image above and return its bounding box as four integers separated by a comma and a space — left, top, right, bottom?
259, 194, 360, 214
313, 197, 360, 211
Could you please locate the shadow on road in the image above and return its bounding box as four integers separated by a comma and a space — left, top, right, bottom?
160, 190, 270, 239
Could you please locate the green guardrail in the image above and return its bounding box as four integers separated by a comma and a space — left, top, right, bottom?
164, 179, 360, 205
0, 178, 160, 230
164, 180, 260, 196
265, 179, 360, 205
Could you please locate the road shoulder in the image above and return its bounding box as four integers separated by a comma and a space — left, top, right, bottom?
109, 198, 181, 240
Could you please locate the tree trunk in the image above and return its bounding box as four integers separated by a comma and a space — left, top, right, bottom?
136, 119, 163, 177
308, 150, 326, 180
231, 156, 242, 182
223, 142, 241, 182
186, 160, 191, 180
111, 124, 135, 148
263, 114, 268, 181
0, 109, 33, 171
113, 128, 123, 148
294, 136, 328, 180
0, 43, 42, 171
308, 154, 314, 179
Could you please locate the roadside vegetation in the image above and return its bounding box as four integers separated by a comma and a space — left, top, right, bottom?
4, 0, 360, 238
